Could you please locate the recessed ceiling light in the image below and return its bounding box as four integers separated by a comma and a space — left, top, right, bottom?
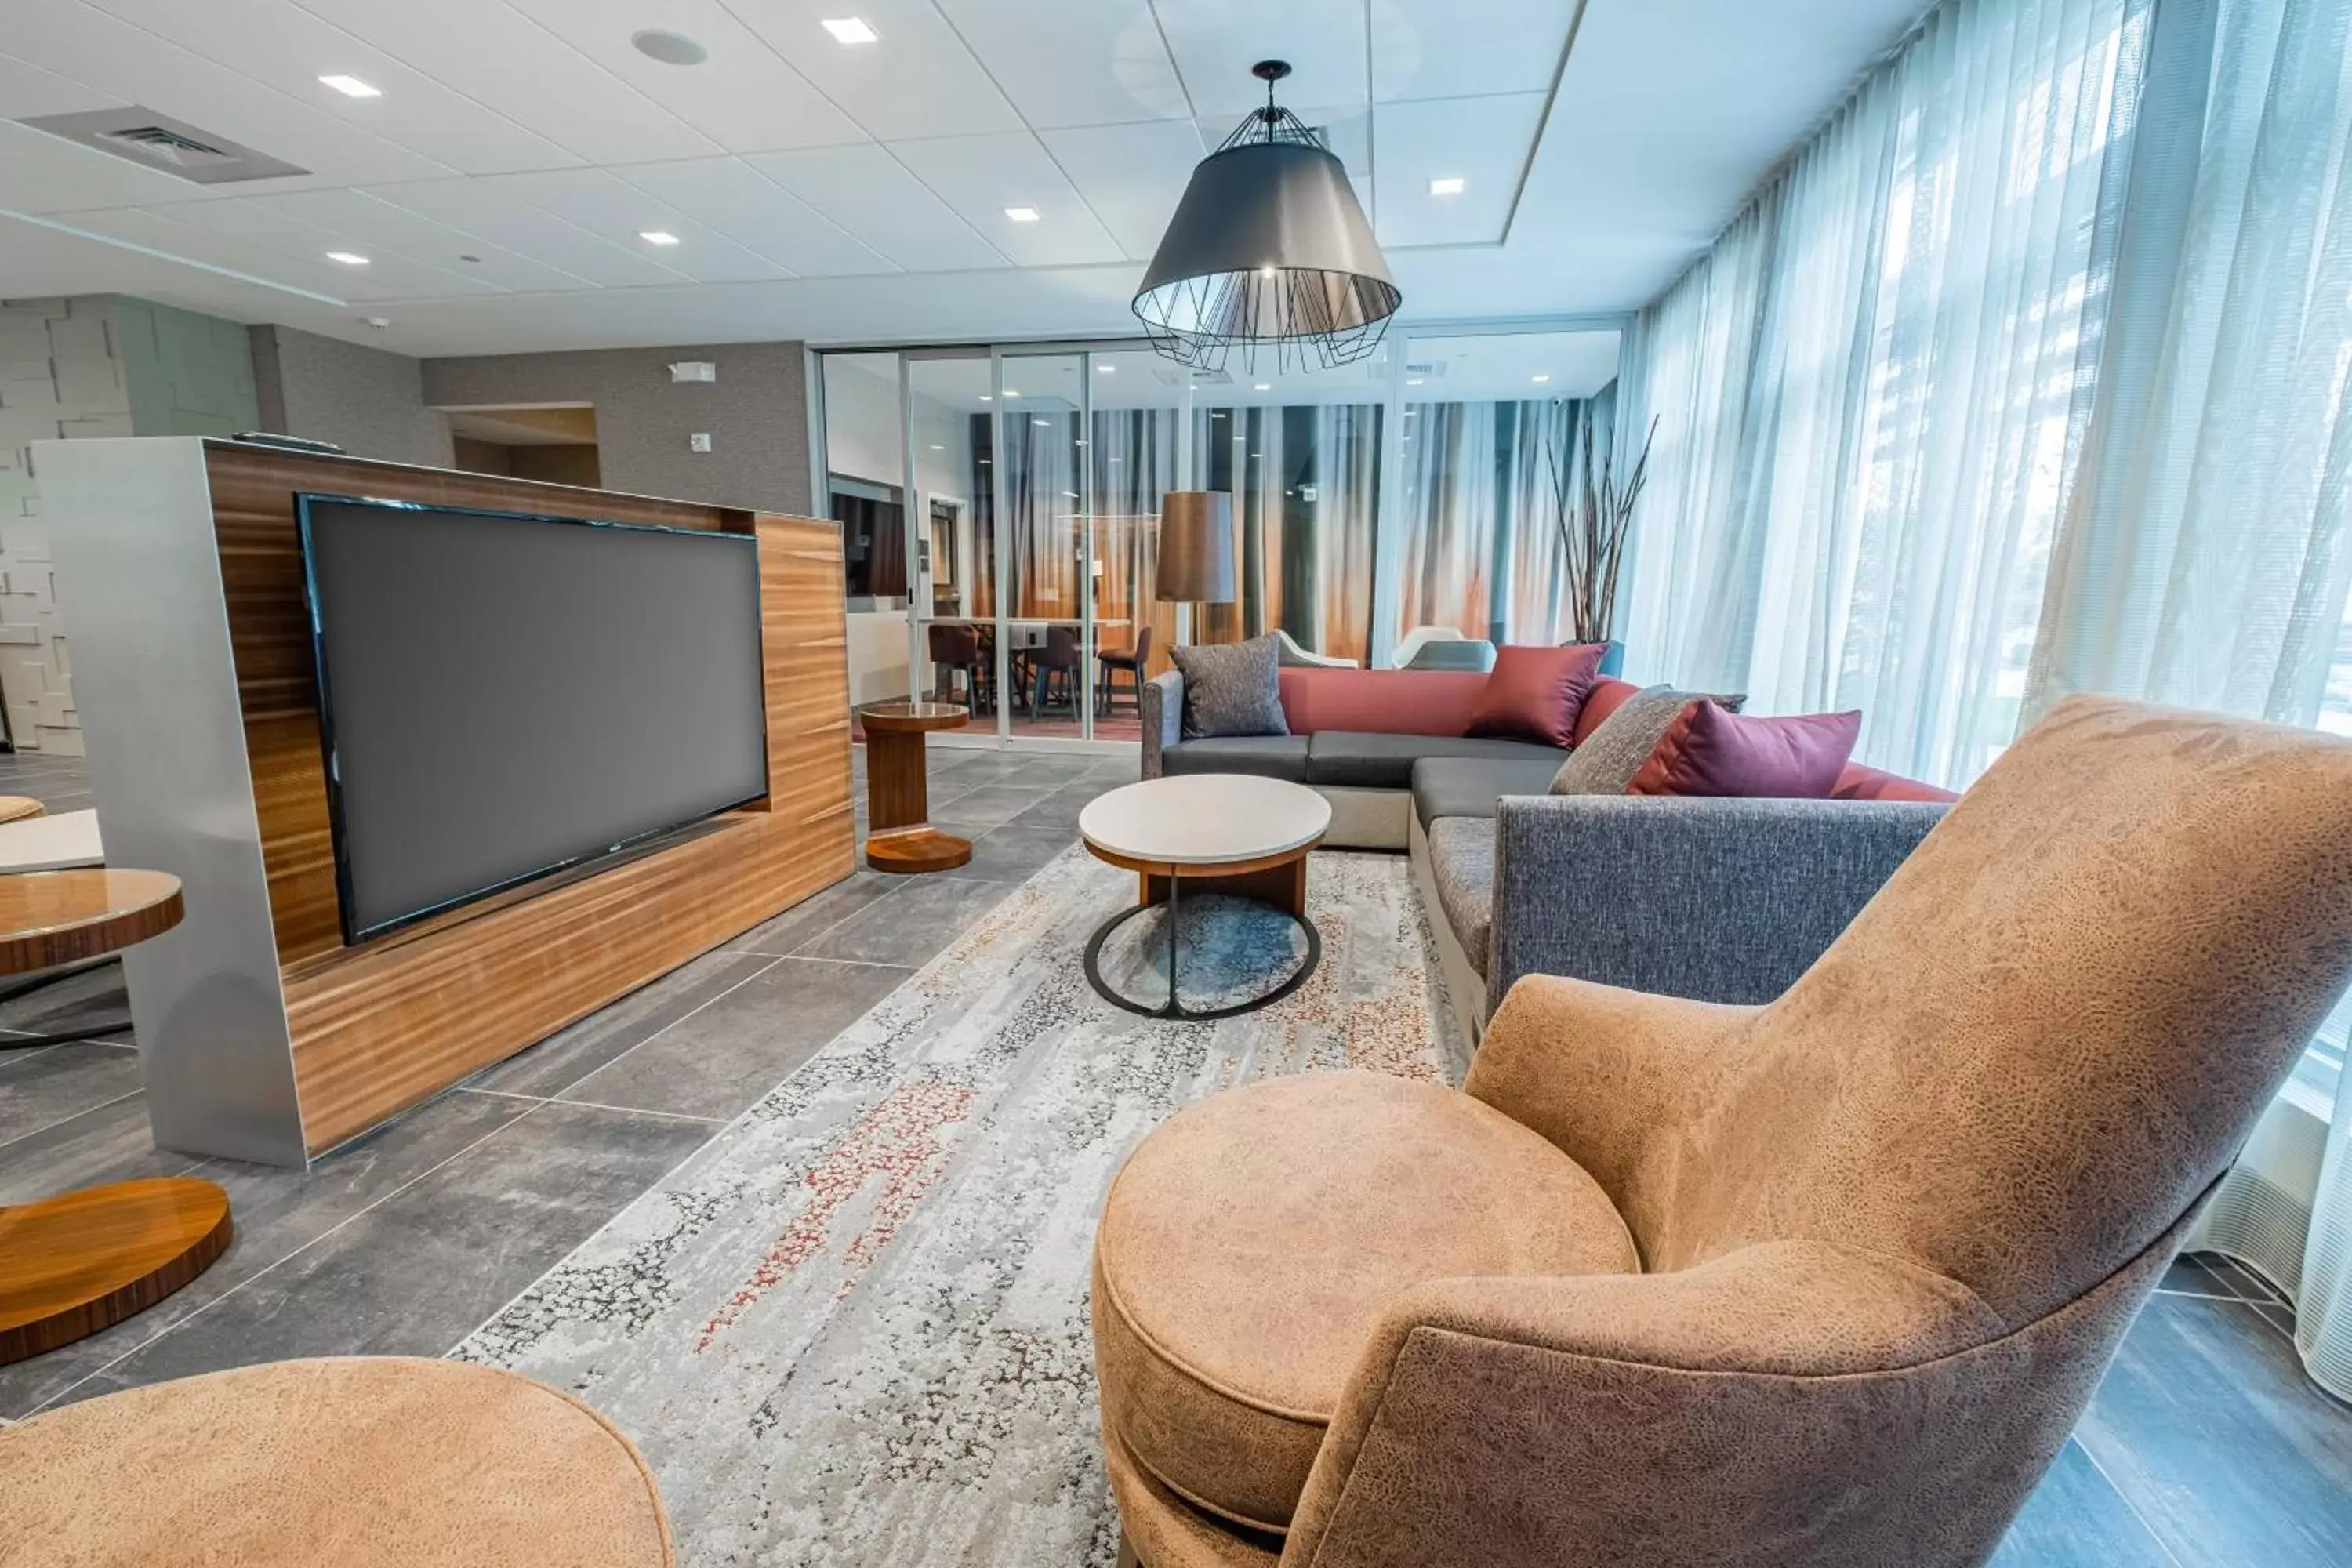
632, 29, 708, 65
1531, 373, 1551, 383
930, 444, 945, 451
978, 394, 993, 401
318, 74, 381, 98
1428, 176, 1465, 196
325, 250, 369, 265
1254, 383, 1271, 391
1098, 364, 1115, 373
639, 230, 681, 245
1004, 206, 1041, 223
822, 17, 880, 45
1033, 418, 1051, 427
1406, 376, 1425, 386
1003, 389, 1021, 398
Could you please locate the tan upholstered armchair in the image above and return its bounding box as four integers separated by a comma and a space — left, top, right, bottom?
1091, 697, 2352, 1568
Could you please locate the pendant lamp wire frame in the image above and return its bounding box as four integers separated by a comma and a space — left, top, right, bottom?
1134, 70, 1402, 376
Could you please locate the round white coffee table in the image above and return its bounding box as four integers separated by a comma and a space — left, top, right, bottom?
1078, 774, 1331, 1019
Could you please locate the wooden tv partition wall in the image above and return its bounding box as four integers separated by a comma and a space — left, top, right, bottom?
39, 437, 855, 1167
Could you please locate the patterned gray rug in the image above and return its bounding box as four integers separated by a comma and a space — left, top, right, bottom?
455, 846, 1464, 1567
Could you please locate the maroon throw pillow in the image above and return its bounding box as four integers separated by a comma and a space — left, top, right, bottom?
1627, 701, 1863, 797
1465, 643, 1610, 746
1571, 677, 1644, 746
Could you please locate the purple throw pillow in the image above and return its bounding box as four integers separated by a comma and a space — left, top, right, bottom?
1627, 701, 1862, 798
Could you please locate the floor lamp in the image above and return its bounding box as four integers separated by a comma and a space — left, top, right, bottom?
1156, 491, 1236, 650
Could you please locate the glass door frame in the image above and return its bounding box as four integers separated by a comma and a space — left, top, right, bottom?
816, 312, 1632, 746
987, 343, 1106, 750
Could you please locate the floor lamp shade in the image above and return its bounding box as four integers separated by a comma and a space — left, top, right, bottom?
1156, 492, 1236, 604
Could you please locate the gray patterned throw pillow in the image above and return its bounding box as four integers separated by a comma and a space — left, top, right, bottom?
1171, 633, 1289, 740
1550, 685, 1745, 794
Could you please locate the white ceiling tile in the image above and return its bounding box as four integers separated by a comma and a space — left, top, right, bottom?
295, 0, 721, 166
0, 49, 118, 122
1152, 0, 1367, 118
158, 196, 503, 296
62, 204, 399, 299
888, 132, 1123, 267
1036, 120, 1204, 261
1193, 101, 1367, 183
508, 0, 862, 154
0, 115, 208, 213
0, 2, 454, 187
722, 1, 1022, 141
76, 0, 579, 176
1370, 1, 1581, 102
249, 188, 600, 292
1373, 93, 1547, 248
367, 177, 698, 288
746, 143, 1005, 272
477, 167, 791, 283
930, 0, 1188, 129
614, 158, 895, 278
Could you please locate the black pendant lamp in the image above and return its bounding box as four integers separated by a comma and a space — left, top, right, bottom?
1134, 60, 1401, 373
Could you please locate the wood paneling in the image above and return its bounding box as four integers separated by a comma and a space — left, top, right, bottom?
198, 448, 851, 1156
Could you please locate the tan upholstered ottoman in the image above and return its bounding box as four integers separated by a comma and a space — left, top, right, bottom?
0, 1356, 673, 1566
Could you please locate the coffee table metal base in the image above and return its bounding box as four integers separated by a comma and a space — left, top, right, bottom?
1081, 870, 1322, 1022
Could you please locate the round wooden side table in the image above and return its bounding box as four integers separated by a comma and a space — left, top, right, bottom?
860, 700, 975, 873
0, 796, 46, 825
0, 868, 236, 1368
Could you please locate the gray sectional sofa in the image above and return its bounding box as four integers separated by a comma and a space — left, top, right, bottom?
1143, 664, 1954, 1047
1142, 668, 1565, 850
1406, 759, 1947, 1044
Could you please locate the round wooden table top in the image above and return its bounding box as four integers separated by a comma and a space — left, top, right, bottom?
0, 867, 183, 977
0, 795, 45, 824
859, 699, 972, 735
0, 1176, 233, 1366
1080, 775, 1332, 874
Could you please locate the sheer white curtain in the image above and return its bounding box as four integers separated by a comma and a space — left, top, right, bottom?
2020, 0, 2352, 1399
1618, 0, 2153, 786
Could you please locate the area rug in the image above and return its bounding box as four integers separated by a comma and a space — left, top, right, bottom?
454, 846, 1464, 1567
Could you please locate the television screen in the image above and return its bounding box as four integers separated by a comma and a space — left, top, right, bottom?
299, 495, 768, 943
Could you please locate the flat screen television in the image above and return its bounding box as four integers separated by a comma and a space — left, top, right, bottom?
298, 494, 768, 944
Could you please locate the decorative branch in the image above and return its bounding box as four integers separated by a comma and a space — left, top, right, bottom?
1547, 409, 1655, 645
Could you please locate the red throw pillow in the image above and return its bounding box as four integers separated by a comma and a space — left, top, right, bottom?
1465, 643, 1610, 746
1572, 677, 1643, 746
1628, 700, 1863, 797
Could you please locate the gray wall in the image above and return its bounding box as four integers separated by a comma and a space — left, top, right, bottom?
250, 324, 452, 469
421, 341, 811, 514
0, 294, 263, 753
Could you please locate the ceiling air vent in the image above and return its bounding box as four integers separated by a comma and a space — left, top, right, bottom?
18, 106, 309, 184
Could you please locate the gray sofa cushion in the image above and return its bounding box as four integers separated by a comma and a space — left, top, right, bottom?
1425, 817, 1496, 971
1160, 735, 1312, 783
1306, 732, 1566, 791
1411, 757, 1571, 828
1171, 634, 1288, 739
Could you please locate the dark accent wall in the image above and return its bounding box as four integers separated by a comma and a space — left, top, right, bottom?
420, 342, 811, 514
250, 325, 452, 469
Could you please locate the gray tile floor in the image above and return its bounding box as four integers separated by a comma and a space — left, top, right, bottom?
1, 744, 2347, 1563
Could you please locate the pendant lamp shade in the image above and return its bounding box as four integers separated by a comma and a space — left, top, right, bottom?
1134, 62, 1400, 372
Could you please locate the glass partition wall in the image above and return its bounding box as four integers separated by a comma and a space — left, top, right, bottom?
817, 325, 1622, 750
